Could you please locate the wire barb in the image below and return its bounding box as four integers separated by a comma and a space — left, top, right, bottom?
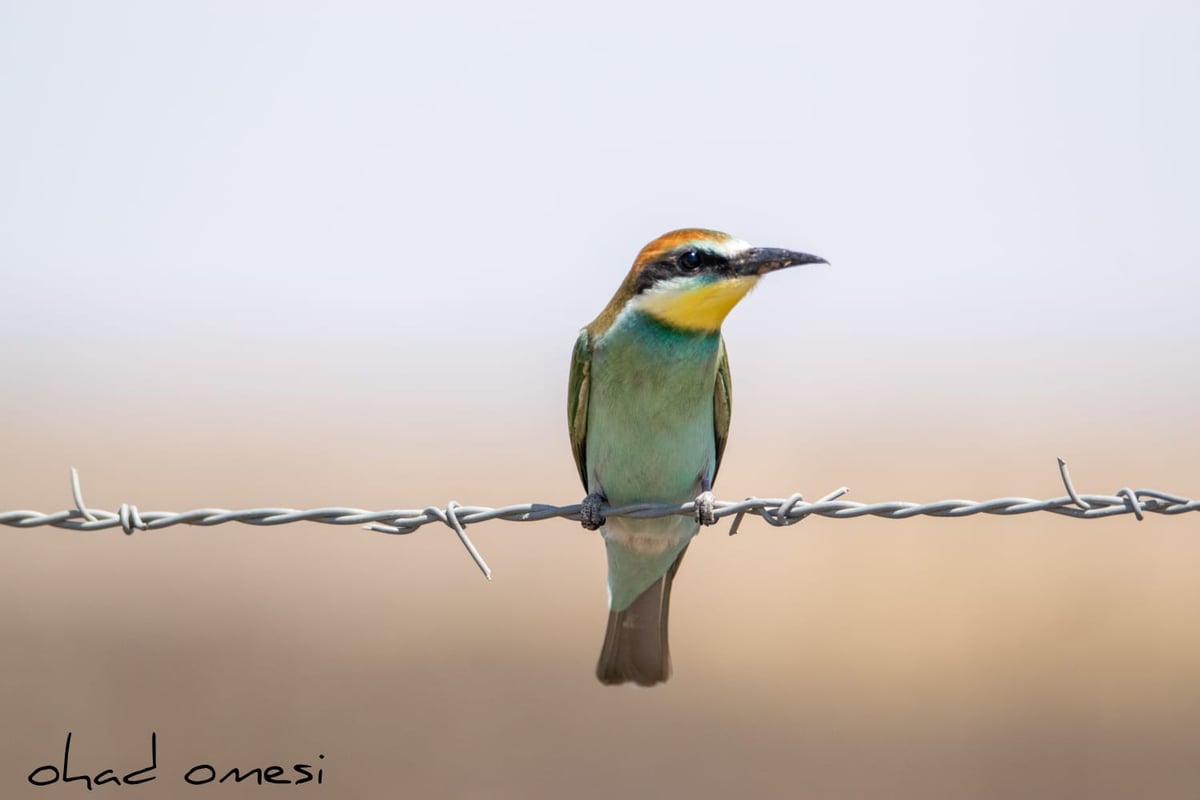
1115, 488, 1145, 521
1057, 457, 1092, 510
436, 501, 491, 580
70, 467, 97, 522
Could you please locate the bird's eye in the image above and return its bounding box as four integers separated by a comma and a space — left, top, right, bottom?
679, 250, 702, 271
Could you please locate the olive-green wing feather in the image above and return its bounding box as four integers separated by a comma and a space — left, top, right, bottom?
567, 328, 592, 491
712, 336, 733, 482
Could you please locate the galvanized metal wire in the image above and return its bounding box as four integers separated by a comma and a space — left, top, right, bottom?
2, 461, 1196, 580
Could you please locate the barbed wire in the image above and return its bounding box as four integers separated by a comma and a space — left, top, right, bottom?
1, 460, 1196, 580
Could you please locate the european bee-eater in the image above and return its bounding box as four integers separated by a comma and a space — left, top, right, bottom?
568, 228, 825, 686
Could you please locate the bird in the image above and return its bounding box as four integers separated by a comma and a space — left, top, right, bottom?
568, 228, 825, 686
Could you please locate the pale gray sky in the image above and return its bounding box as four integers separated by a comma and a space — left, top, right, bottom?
2, 0, 1197, 423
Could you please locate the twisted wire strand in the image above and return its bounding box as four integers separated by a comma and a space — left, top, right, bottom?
2, 461, 1196, 579
5, 491, 1197, 534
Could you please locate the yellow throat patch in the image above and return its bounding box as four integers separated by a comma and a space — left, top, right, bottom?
639, 276, 759, 331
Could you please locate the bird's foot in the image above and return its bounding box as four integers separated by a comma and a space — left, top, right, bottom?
580, 492, 607, 531
694, 490, 717, 526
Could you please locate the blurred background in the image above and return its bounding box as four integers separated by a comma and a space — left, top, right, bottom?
3, 1, 1199, 797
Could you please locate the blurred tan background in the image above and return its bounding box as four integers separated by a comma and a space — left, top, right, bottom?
5, 389, 1200, 798
3, 1, 1200, 798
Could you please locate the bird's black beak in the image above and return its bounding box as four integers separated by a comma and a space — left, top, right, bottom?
732, 247, 827, 276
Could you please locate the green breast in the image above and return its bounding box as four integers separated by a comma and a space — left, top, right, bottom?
585, 310, 721, 505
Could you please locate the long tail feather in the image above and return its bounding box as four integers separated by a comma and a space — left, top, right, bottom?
596, 546, 688, 686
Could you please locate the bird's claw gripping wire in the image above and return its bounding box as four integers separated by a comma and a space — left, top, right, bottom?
580, 492, 607, 530
694, 491, 717, 526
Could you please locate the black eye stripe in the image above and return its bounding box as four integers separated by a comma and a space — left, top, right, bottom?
632, 248, 730, 293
